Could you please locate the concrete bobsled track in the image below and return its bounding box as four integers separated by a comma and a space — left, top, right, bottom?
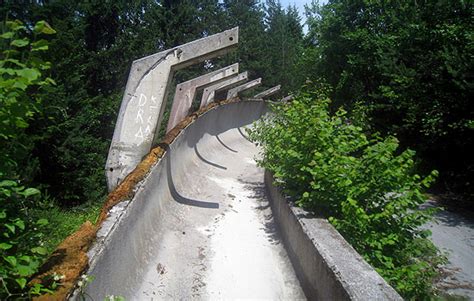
80, 100, 305, 300
64, 99, 403, 301
32, 29, 401, 301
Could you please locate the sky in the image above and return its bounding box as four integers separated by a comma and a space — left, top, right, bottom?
278, 0, 327, 32
279, 0, 328, 17
280, 0, 310, 16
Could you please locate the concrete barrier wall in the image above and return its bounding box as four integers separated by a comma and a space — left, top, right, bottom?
69, 99, 402, 300
264, 171, 403, 301
80, 101, 268, 300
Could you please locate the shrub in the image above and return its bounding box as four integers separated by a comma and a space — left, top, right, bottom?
0, 181, 53, 299
0, 20, 59, 298
248, 89, 445, 299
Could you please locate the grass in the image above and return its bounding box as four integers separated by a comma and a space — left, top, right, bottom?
31, 200, 102, 253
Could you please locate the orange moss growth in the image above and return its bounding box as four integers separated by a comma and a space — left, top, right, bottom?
97, 146, 166, 225
31, 97, 243, 300
31, 221, 96, 300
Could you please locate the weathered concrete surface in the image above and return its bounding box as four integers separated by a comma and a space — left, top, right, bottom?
82, 101, 305, 300
265, 171, 403, 301
166, 63, 239, 133
106, 27, 238, 192
200, 72, 248, 108
254, 84, 281, 99
227, 77, 262, 99
423, 200, 474, 299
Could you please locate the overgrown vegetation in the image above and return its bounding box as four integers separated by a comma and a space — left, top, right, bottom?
302, 0, 473, 201
0, 0, 470, 298
0, 19, 101, 298
248, 89, 445, 299
0, 1, 304, 297
0, 19, 59, 298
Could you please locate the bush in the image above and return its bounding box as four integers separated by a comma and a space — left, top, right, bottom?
248, 89, 445, 299
302, 0, 473, 200
0, 20, 59, 298
0, 181, 53, 299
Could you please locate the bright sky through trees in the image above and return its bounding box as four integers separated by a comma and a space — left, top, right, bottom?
278, 0, 327, 31
280, 0, 327, 15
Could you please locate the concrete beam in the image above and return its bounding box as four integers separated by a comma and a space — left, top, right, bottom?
227, 78, 262, 99
200, 72, 248, 108
166, 63, 239, 133
254, 85, 281, 99
106, 27, 239, 191
281, 94, 294, 102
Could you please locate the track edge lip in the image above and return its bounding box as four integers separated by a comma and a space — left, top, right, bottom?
264, 171, 403, 301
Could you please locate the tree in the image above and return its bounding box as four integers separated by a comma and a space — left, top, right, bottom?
263, 0, 304, 93
301, 0, 474, 199
220, 0, 267, 82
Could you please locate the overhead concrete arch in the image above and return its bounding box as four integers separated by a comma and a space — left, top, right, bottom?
254, 85, 281, 99
166, 63, 239, 133
106, 28, 239, 191
226, 78, 262, 99
281, 94, 294, 102
199, 72, 248, 108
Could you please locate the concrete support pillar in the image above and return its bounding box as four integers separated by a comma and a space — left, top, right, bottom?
254, 85, 281, 99
200, 72, 248, 108
227, 78, 262, 99
106, 28, 239, 191
166, 63, 239, 133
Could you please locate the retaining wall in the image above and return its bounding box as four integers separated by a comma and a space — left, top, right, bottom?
264, 171, 403, 301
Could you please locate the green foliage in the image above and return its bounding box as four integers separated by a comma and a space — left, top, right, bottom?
0, 180, 53, 299
0, 20, 61, 298
302, 0, 474, 199
30, 200, 101, 254
248, 90, 445, 299
219, 0, 267, 84
263, 0, 304, 93
0, 19, 55, 178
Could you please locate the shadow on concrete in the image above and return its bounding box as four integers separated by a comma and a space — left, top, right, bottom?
184, 102, 267, 149
423, 200, 474, 229
434, 210, 474, 230
164, 145, 219, 209
240, 178, 282, 246
194, 145, 227, 170
238, 127, 252, 143
159, 102, 269, 210
215, 134, 238, 153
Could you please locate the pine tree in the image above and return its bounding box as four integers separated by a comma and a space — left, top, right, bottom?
264, 0, 304, 93
220, 0, 267, 83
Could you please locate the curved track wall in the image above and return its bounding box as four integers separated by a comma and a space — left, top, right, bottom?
83, 101, 271, 299
37, 99, 401, 300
